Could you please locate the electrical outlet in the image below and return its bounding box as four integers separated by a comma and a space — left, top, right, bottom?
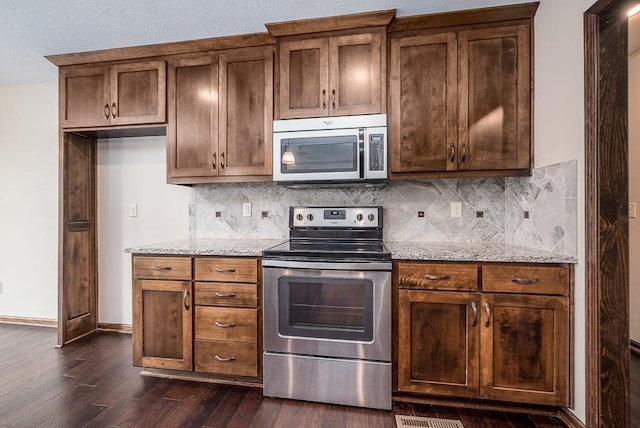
129, 204, 137, 217
242, 203, 252, 217
630, 202, 637, 219
450, 202, 462, 218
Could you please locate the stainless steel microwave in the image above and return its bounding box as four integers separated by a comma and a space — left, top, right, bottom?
273, 114, 387, 183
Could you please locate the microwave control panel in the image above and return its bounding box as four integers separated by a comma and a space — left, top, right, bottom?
369, 134, 385, 171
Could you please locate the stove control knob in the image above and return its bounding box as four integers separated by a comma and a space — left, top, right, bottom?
307, 214, 314, 221
356, 214, 364, 221
296, 213, 303, 221
368, 213, 375, 221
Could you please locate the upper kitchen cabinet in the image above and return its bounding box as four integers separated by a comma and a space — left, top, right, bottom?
389, 3, 537, 178
167, 45, 274, 184
59, 61, 166, 128
267, 10, 395, 119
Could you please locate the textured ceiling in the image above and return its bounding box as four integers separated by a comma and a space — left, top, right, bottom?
0, 0, 532, 86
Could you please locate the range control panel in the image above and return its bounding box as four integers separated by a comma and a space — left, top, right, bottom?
290, 206, 382, 228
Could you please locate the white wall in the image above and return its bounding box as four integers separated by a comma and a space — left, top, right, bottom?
0, 83, 58, 321
97, 136, 191, 325
630, 51, 640, 343
0, 0, 601, 423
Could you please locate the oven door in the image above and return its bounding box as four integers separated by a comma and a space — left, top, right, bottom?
263, 262, 391, 362
273, 128, 363, 182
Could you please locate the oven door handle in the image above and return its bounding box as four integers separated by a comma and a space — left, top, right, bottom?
261, 259, 391, 271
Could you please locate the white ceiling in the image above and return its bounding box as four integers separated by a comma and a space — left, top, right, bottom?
0, 0, 533, 86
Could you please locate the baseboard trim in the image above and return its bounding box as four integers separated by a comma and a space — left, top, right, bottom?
98, 323, 132, 334
558, 408, 586, 428
0, 316, 57, 328
631, 339, 640, 356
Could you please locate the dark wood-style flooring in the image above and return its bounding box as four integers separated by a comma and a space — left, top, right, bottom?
0, 324, 632, 428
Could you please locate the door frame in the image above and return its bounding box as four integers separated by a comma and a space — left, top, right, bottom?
584, 0, 631, 425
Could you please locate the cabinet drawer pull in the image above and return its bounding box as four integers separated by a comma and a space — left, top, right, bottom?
423, 274, 450, 281
484, 302, 491, 327
322, 89, 327, 110
471, 302, 478, 327
152, 266, 172, 271
214, 292, 236, 298
449, 143, 456, 163
212, 152, 217, 170
214, 321, 236, 328
183, 289, 190, 310
511, 277, 540, 284
214, 267, 236, 273
111, 102, 117, 119
215, 355, 236, 362
103, 104, 110, 119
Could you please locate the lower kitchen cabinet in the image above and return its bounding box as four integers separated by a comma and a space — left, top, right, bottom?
132, 255, 193, 371
396, 261, 570, 407
132, 255, 261, 380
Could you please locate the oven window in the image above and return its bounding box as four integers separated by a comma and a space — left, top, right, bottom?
278, 276, 373, 341
280, 135, 358, 174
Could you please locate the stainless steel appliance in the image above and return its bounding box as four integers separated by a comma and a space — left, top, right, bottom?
272, 114, 387, 183
262, 206, 392, 410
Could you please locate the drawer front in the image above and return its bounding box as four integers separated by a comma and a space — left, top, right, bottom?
133, 256, 192, 280
194, 258, 258, 283
398, 262, 478, 291
195, 306, 257, 342
482, 264, 569, 296
194, 282, 258, 308
195, 340, 258, 377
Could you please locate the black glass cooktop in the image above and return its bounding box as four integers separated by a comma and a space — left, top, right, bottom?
263, 239, 391, 262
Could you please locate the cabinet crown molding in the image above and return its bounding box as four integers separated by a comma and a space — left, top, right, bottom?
266, 9, 396, 37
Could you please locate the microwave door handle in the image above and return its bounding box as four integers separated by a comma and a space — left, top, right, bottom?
359, 128, 365, 179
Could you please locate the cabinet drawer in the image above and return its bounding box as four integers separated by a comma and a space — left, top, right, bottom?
195, 306, 257, 342
133, 256, 192, 280
194, 258, 258, 283
195, 340, 258, 377
398, 262, 478, 291
482, 264, 569, 296
194, 282, 258, 308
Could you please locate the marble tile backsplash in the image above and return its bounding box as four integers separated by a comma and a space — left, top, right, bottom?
191, 160, 577, 256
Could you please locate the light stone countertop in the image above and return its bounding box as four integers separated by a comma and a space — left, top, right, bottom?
126, 239, 577, 264
385, 241, 577, 264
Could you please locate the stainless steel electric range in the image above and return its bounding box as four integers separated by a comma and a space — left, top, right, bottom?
262, 206, 392, 410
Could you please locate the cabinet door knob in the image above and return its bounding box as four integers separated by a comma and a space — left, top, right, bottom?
183, 288, 190, 310
511, 277, 540, 284
331, 89, 336, 110
322, 89, 327, 110
212, 153, 217, 170
449, 143, 456, 163
103, 104, 110, 119
111, 102, 117, 119
220, 152, 225, 169
460, 144, 467, 163
484, 302, 491, 327
215, 355, 236, 362
471, 302, 478, 327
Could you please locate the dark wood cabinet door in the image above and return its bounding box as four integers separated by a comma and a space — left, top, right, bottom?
278, 38, 329, 119
329, 31, 383, 116
133, 279, 193, 371
111, 61, 166, 126
398, 290, 480, 398
480, 293, 569, 406
167, 56, 218, 179
390, 33, 458, 173
60, 66, 110, 128
458, 25, 531, 171
60, 133, 97, 345
218, 46, 273, 176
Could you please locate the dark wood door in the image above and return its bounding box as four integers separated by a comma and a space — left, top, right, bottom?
218, 46, 273, 177
480, 293, 569, 406
329, 31, 383, 116
167, 56, 218, 180
59, 133, 97, 345
133, 279, 193, 371
390, 32, 457, 173
60, 66, 110, 128
111, 61, 166, 126
458, 25, 531, 171
278, 38, 329, 119
398, 290, 480, 398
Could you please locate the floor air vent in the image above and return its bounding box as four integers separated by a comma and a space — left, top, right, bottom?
395, 415, 465, 428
